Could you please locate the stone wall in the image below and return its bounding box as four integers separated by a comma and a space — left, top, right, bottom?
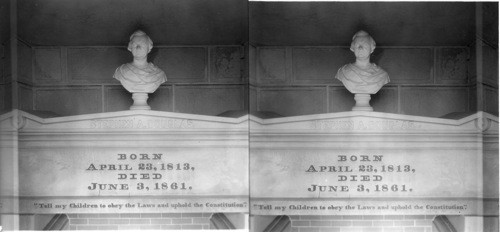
1, 42, 11, 112
67, 213, 211, 230
289, 215, 435, 232
10, 41, 499, 117
18, 42, 248, 116
249, 45, 487, 118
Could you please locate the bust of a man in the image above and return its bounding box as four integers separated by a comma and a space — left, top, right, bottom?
113, 30, 167, 93
335, 30, 389, 94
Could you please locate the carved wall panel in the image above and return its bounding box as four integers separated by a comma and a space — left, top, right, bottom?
18, 41, 32, 84
436, 48, 469, 84
257, 48, 287, 85
259, 87, 326, 116
67, 48, 129, 83
400, 87, 469, 117
212, 46, 243, 83
35, 87, 102, 116
375, 48, 433, 84
34, 48, 62, 83
175, 85, 246, 116
154, 47, 207, 83
292, 48, 351, 85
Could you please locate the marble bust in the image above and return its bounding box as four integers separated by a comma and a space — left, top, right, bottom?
335, 30, 389, 111
113, 30, 167, 110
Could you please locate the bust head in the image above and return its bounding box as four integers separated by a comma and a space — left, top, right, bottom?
335, 30, 389, 95
350, 30, 376, 60
114, 30, 167, 94
127, 30, 153, 59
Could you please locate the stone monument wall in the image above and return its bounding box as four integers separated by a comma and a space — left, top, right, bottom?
66, 213, 212, 230
249, 112, 499, 231
249, 45, 498, 117
1, 110, 249, 230
288, 215, 435, 232
0, 42, 10, 112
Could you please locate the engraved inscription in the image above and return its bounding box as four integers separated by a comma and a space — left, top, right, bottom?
90, 118, 194, 129
86, 153, 195, 192
305, 154, 416, 194
311, 119, 421, 130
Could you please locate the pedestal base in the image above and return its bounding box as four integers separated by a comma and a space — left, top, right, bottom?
130, 93, 151, 110
352, 93, 373, 111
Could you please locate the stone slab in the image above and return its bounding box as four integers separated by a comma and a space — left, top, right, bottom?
258, 88, 326, 116
483, 45, 499, 87
250, 198, 485, 216
0, 45, 4, 84
257, 48, 287, 85
19, 147, 248, 196
18, 85, 33, 111
292, 47, 351, 84
18, 42, 32, 84
400, 87, 469, 117
484, 86, 499, 115
249, 111, 497, 134
436, 48, 469, 84
174, 85, 245, 116
67, 47, 129, 83
34, 48, 62, 83
34, 87, 102, 116
211, 46, 243, 83
154, 47, 207, 83
250, 87, 258, 113
249, 111, 498, 216
0, 110, 250, 214
374, 48, 433, 84
251, 149, 481, 198
5, 196, 249, 214
0, 84, 8, 111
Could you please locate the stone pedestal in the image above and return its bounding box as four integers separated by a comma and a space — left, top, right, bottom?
130, 92, 151, 110
352, 93, 373, 111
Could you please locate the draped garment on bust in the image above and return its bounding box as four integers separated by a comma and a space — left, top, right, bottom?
335, 63, 389, 94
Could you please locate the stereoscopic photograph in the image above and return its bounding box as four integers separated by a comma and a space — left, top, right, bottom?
0, 1, 498, 231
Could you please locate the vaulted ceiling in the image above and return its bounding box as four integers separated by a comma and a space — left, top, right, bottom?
13, 1, 499, 47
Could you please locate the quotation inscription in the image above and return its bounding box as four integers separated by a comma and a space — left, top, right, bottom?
86, 153, 194, 192
253, 202, 469, 214
305, 155, 416, 194
311, 120, 421, 130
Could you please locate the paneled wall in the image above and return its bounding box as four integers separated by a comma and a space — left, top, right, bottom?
477, 44, 499, 114
249, 45, 489, 118
0, 43, 7, 111
9, 41, 500, 118
21, 42, 248, 116
289, 215, 435, 232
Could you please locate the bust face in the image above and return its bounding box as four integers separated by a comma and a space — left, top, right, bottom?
351, 37, 373, 60
129, 35, 151, 59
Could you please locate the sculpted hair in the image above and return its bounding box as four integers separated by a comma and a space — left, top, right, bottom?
350, 30, 376, 51
128, 30, 153, 50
